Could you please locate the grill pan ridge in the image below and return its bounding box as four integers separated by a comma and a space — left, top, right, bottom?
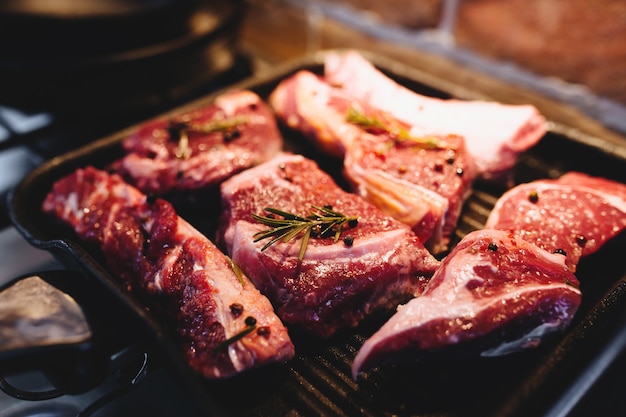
7, 50, 626, 417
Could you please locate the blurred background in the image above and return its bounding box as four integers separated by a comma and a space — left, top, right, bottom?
239, 0, 626, 138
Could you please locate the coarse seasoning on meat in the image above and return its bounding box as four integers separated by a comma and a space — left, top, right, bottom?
42, 166, 294, 379
485, 172, 626, 272
352, 229, 582, 378
218, 153, 440, 338
113, 90, 283, 195
269, 70, 476, 254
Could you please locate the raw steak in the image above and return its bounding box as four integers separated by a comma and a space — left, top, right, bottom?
324, 50, 547, 182
485, 172, 626, 272
218, 153, 440, 338
269, 70, 476, 253
352, 229, 582, 378
114, 90, 283, 195
344, 132, 476, 254
268, 70, 362, 157
42, 166, 295, 379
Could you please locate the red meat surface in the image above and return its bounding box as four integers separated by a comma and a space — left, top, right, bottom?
114, 90, 283, 194
485, 172, 626, 272
218, 153, 440, 337
352, 229, 581, 378
42, 166, 294, 378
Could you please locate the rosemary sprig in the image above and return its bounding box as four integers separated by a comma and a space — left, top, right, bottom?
184, 116, 248, 134
345, 106, 441, 150
174, 130, 191, 159
171, 116, 248, 159
252, 205, 359, 260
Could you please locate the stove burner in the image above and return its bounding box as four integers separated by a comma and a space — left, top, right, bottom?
0, 344, 152, 417
0, 373, 63, 402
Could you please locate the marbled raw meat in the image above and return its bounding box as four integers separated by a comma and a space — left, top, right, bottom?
352, 229, 581, 378
268, 70, 361, 157
344, 131, 476, 254
269, 70, 476, 253
485, 172, 626, 272
114, 90, 283, 194
324, 50, 547, 181
218, 153, 440, 338
42, 166, 294, 378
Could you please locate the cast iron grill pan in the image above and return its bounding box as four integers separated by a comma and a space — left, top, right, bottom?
8, 51, 626, 417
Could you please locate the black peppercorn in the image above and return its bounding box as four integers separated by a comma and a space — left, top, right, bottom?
257, 326, 271, 337
230, 303, 244, 317
223, 128, 241, 142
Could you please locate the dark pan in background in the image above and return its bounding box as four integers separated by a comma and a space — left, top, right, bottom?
0, 0, 247, 116
7, 50, 626, 417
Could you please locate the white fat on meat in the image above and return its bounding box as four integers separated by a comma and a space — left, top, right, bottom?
352, 229, 581, 378
324, 50, 547, 180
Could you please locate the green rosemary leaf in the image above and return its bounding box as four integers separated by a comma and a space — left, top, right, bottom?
299, 227, 312, 261
175, 130, 192, 159
186, 116, 248, 134
172, 116, 248, 160
212, 323, 257, 353
345, 106, 441, 150
263, 207, 309, 222
251, 206, 359, 260
226, 256, 245, 286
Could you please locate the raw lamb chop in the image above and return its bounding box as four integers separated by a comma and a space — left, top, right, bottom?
218, 153, 440, 338
42, 166, 295, 379
114, 90, 283, 195
268, 70, 362, 157
352, 229, 582, 378
324, 50, 547, 182
269, 70, 476, 253
485, 172, 626, 272
344, 132, 476, 254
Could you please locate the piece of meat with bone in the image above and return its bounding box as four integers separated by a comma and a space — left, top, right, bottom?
42, 166, 294, 379
324, 50, 547, 182
113, 90, 283, 195
485, 172, 626, 272
218, 153, 440, 338
269, 70, 476, 254
344, 130, 476, 254
268, 70, 361, 157
352, 229, 582, 378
